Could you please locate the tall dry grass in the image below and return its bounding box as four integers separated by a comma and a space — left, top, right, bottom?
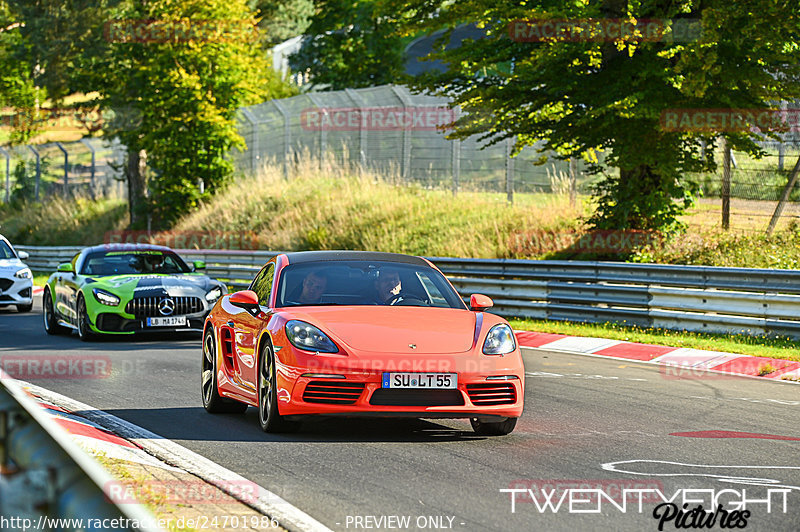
175, 157, 583, 258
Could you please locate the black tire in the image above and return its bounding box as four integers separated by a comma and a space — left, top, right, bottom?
76, 295, 95, 342
202, 328, 248, 414
17, 302, 33, 313
258, 340, 299, 433
471, 417, 518, 436
43, 289, 66, 335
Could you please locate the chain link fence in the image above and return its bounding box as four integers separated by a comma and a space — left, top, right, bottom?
0, 138, 126, 203
235, 84, 598, 199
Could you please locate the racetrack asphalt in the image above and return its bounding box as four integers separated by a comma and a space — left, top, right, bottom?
2, 299, 799, 532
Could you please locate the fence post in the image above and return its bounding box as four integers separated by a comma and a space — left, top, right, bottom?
345, 89, 367, 170
273, 101, 291, 179
506, 137, 515, 204
79, 138, 97, 200
722, 137, 731, 230
240, 108, 259, 176
569, 157, 578, 207
390, 85, 412, 181
306, 94, 328, 170
0, 147, 9, 203
55, 142, 69, 197
27, 145, 40, 201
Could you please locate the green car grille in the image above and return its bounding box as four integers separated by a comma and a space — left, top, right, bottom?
125, 296, 204, 318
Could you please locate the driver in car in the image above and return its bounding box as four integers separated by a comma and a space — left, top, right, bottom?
373, 267, 402, 304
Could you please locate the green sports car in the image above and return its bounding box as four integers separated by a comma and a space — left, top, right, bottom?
43, 244, 227, 340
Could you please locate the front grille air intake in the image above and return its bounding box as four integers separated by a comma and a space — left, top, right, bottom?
369, 389, 465, 407
125, 296, 203, 318
303, 381, 365, 405
466, 383, 517, 405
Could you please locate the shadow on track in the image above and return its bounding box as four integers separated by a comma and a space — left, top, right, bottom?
76, 406, 488, 443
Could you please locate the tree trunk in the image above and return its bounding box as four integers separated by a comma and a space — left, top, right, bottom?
126, 148, 147, 228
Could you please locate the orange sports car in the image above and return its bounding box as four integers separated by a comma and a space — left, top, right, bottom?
201, 251, 524, 435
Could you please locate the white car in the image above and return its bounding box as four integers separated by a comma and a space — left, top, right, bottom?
0, 235, 33, 312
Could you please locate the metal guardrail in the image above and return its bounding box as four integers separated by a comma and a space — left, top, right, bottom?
18, 246, 800, 338
0, 370, 161, 531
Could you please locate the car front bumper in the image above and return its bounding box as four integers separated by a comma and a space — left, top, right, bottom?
0, 276, 33, 306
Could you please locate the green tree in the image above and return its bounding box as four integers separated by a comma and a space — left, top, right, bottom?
99, 0, 296, 227
0, 1, 45, 145
383, 0, 800, 233
289, 0, 405, 90
254, 0, 314, 46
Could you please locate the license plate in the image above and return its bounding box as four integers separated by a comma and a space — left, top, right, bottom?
382, 372, 457, 389
146, 316, 187, 327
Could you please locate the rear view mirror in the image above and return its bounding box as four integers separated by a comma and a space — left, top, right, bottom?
193, 260, 206, 271
469, 294, 493, 312
18, 250, 29, 260
229, 290, 260, 311
57, 262, 74, 274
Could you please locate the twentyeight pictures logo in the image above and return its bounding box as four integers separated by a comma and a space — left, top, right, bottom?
501, 483, 791, 530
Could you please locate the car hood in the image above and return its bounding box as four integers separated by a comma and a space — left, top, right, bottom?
287, 306, 478, 354
88, 274, 220, 299
0, 258, 27, 274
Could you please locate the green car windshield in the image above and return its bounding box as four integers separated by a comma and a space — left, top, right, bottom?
80, 250, 191, 276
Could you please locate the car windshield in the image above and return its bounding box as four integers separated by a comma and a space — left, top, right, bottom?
0, 240, 16, 259
80, 250, 191, 276
276, 260, 466, 309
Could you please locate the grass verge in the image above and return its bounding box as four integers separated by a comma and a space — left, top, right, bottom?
510, 318, 800, 362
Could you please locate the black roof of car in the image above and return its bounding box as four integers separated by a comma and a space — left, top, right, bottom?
283, 250, 429, 266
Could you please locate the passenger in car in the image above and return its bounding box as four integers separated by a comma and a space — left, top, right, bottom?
297, 271, 328, 304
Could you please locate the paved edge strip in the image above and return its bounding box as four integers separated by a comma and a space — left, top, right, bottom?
19, 380, 333, 532
514, 331, 800, 383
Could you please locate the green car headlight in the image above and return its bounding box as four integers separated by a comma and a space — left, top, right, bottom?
92, 288, 120, 306
205, 287, 223, 302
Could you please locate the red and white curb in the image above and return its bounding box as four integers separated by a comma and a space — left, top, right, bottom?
19, 381, 333, 532
33, 286, 44, 296
515, 331, 800, 381
29, 393, 180, 471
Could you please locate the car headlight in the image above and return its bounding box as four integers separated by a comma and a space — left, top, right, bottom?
14, 268, 32, 279
92, 288, 120, 306
205, 287, 223, 302
285, 320, 338, 353
483, 324, 516, 355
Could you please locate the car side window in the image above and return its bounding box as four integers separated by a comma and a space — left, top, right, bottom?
252, 263, 275, 307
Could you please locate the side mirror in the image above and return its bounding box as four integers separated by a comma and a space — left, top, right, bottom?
229, 290, 260, 312
57, 262, 74, 274
469, 294, 493, 312
193, 260, 206, 271
18, 251, 29, 260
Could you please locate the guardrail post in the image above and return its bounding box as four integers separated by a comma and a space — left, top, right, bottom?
80, 138, 97, 200
55, 142, 69, 198
26, 145, 41, 201
0, 147, 9, 203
